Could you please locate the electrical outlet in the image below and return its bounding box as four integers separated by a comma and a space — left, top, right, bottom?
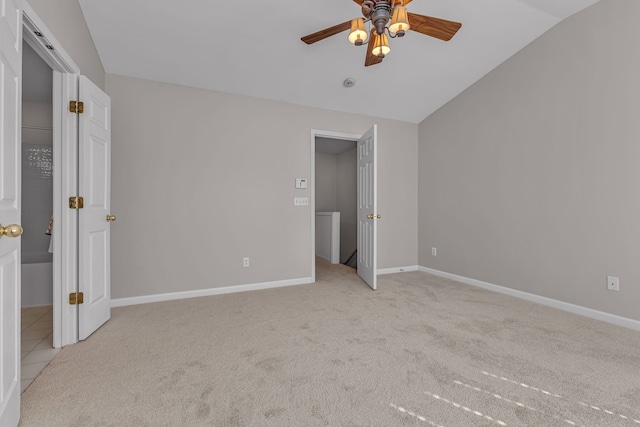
243, 257, 250, 268
432, 247, 437, 256
607, 276, 619, 291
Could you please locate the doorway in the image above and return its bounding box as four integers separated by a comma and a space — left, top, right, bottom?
20, 40, 59, 393
314, 136, 358, 268
21, 0, 113, 347
21, 3, 84, 353
12, 2, 112, 399
311, 127, 379, 289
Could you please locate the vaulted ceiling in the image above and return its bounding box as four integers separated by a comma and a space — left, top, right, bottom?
78, 0, 599, 124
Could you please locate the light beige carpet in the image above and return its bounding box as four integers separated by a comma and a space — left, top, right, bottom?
20, 262, 640, 426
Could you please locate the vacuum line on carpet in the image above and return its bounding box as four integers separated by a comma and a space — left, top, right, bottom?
389, 403, 443, 427
578, 401, 640, 424
425, 391, 506, 426
481, 370, 640, 425
453, 380, 585, 427
481, 371, 563, 398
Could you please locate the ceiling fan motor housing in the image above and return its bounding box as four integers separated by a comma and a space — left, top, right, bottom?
367, 1, 392, 35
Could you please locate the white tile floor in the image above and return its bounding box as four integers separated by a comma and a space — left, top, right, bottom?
21, 305, 59, 394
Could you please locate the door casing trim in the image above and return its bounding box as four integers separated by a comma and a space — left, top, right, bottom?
310, 129, 362, 282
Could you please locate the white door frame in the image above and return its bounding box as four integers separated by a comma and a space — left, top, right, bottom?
310, 129, 362, 282
23, 2, 80, 348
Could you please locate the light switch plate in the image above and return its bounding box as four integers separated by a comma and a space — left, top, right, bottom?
294, 197, 309, 206
295, 179, 308, 189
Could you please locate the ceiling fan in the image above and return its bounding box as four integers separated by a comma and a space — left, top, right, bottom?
301, 0, 462, 67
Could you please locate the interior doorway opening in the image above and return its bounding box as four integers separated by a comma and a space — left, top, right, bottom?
310, 126, 378, 290
314, 137, 358, 269
20, 38, 59, 394
22, 40, 54, 307
21, 1, 84, 351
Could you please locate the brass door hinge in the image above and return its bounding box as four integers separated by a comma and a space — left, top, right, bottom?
69, 292, 84, 305
69, 196, 84, 209
69, 100, 84, 114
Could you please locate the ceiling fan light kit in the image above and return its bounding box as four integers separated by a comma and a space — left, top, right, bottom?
301, 0, 462, 67
388, 5, 410, 36
371, 32, 390, 58
348, 18, 368, 45
349, 1, 404, 57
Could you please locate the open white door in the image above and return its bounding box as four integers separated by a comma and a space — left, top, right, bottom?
78, 76, 111, 340
357, 125, 378, 290
0, 0, 22, 425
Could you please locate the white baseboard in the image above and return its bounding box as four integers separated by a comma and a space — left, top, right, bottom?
111, 276, 314, 308
22, 262, 53, 307
315, 255, 331, 264
418, 266, 640, 331
377, 265, 419, 275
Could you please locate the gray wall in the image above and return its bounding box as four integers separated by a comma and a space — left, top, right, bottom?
315, 152, 337, 212
106, 74, 418, 299
21, 101, 53, 264
418, 0, 640, 321
336, 148, 357, 264
26, 0, 105, 88
22, 101, 52, 145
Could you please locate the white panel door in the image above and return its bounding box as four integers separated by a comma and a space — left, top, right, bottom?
78, 76, 111, 340
0, 0, 22, 425
357, 125, 378, 290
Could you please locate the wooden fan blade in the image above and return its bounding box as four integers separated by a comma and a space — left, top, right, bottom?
390, 0, 414, 5
365, 29, 383, 67
301, 20, 352, 45
408, 13, 462, 41
353, 0, 364, 5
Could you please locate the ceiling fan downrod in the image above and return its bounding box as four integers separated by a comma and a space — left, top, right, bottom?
362, 0, 393, 36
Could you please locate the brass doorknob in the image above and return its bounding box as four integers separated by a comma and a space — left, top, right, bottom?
366, 214, 382, 219
106, 215, 116, 222
0, 223, 23, 239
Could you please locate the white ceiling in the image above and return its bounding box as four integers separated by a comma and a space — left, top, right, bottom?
78, 0, 599, 124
